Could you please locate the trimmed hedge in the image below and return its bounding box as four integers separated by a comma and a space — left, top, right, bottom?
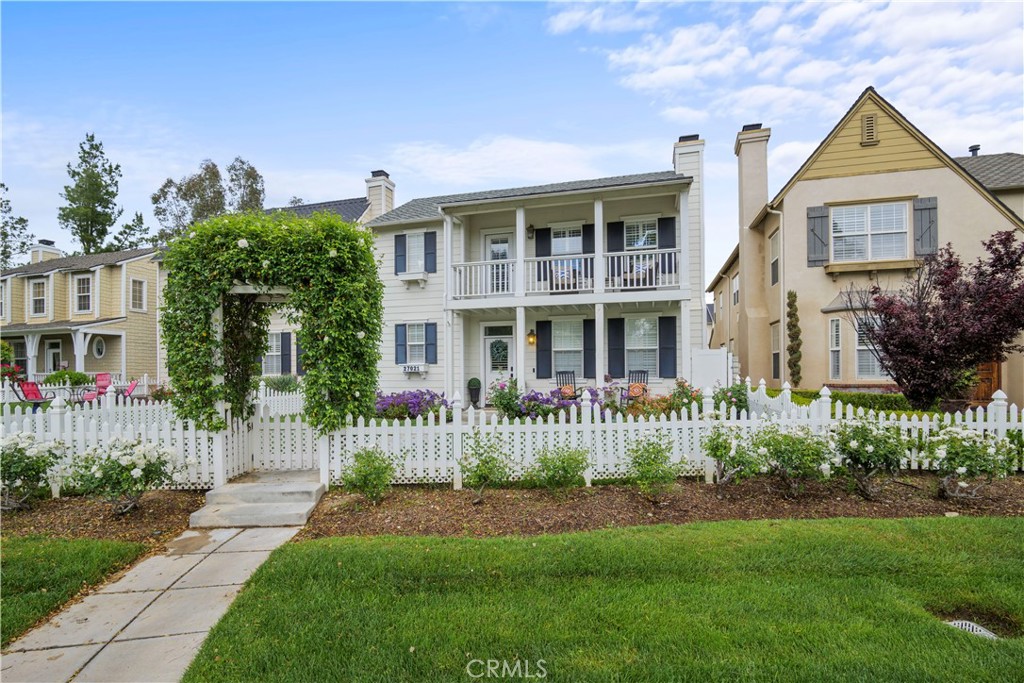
768, 387, 917, 413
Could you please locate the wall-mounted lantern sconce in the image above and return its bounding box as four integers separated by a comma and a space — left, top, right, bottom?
526, 224, 535, 240
526, 328, 537, 346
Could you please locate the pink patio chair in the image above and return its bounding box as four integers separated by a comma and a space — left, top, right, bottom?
81, 373, 113, 403
119, 379, 139, 400
15, 381, 55, 413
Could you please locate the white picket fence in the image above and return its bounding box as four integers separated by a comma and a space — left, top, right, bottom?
2, 385, 1021, 492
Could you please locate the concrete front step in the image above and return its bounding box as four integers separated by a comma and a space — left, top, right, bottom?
204, 482, 325, 505
190, 501, 318, 528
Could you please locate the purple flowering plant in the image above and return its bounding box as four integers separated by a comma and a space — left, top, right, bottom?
375, 389, 450, 421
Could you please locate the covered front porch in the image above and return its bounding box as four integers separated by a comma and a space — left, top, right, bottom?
1, 320, 127, 382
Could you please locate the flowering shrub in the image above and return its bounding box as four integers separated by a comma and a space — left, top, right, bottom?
375, 390, 449, 421
831, 420, 907, 499
1, 433, 66, 510
669, 379, 703, 414
342, 447, 396, 504
925, 426, 1014, 499
701, 421, 758, 485
460, 431, 511, 503
712, 381, 749, 415
525, 446, 590, 492
70, 438, 180, 514
149, 384, 174, 402
489, 378, 523, 420
1, 362, 25, 384
749, 424, 829, 497
626, 432, 680, 499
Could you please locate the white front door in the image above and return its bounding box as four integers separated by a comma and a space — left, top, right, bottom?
45, 340, 62, 373
484, 335, 514, 402
486, 233, 513, 295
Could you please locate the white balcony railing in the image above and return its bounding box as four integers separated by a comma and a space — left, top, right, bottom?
605, 248, 681, 290
452, 260, 516, 299
525, 255, 595, 295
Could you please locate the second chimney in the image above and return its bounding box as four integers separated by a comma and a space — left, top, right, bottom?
365, 170, 395, 222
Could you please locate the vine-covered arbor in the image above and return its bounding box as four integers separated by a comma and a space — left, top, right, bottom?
161, 212, 383, 432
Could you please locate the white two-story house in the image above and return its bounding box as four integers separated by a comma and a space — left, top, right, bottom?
365, 136, 708, 402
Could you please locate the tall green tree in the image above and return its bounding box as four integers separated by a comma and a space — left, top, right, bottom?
57, 133, 151, 254
151, 156, 265, 244
0, 183, 35, 271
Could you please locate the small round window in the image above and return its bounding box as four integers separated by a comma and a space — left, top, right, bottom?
93, 337, 106, 359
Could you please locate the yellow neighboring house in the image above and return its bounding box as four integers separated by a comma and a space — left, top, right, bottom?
708, 87, 1024, 406
0, 241, 161, 384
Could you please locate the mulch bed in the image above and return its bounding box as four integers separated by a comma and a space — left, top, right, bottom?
298, 473, 1024, 540
2, 491, 206, 548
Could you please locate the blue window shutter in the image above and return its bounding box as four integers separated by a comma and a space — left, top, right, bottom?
535, 228, 551, 282
395, 324, 407, 364
295, 339, 305, 376
913, 197, 938, 256
425, 323, 437, 364
658, 316, 676, 379
607, 318, 625, 379
807, 206, 829, 266
658, 216, 677, 274
394, 234, 406, 274
582, 224, 595, 254
281, 332, 292, 375
424, 232, 437, 273
607, 222, 624, 277
536, 320, 552, 379
583, 319, 595, 379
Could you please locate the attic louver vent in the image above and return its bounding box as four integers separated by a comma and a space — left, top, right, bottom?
945, 620, 999, 639
861, 114, 879, 146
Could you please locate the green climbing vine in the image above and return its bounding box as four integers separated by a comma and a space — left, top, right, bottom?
786, 290, 802, 387
161, 211, 383, 432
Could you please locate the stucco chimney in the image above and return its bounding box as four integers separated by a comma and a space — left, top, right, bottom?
735, 124, 771, 232
365, 170, 395, 222
30, 240, 64, 264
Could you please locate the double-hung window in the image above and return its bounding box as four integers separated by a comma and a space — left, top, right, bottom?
12, 342, 27, 370
829, 319, 841, 381
731, 274, 739, 305
405, 233, 425, 273
0, 282, 5, 319
406, 323, 426, 364
831, 202, 908, 262
625, 317, 658, 375
856, 319, 887, 379
552, 320, 583, 376
624, 217, 657, 250
770, 322, 781, 380
769, 231, 780, 286
30, 280, 46, 316
551, 226, 582, 255
74, 275, 92, 313
263, 332, 282, 375
130, 279, 147, 311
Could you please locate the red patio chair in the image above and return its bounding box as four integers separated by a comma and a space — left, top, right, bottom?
81, 373, 113, 403
120, 379, 139, 400
14, 381, 55, 413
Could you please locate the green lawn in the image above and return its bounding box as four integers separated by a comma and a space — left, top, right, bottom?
186, 517, 1023, 682
1, 535, 146, 645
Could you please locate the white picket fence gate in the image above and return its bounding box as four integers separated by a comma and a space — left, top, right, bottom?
2, 385, 1022, 492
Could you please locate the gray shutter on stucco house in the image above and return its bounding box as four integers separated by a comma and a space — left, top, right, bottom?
807, 206, 830, 266
913, 197, 938, 256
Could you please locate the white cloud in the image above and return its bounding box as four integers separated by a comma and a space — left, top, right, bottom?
546, 3, 658, 35
660, 105, 710, 124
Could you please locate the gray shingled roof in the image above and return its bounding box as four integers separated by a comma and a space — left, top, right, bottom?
366, 170, 688, 227
266, 197, 369, 223
954, 153, 1024, 190
0, 317, 126, 335
2, 247, 160, 278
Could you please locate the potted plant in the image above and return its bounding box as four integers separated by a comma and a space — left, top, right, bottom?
467, 377, 482, 408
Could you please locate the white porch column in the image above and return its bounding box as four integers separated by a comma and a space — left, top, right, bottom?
443, 214, 454, 304
71, 331, 92, 372
515, 306, 526, 385
514, 207, 526, 296
444, 309, 454, 399
680, 299, 692, 381
678, 188, 690, 297
456, 313, 465, 397
593, 199, 605, 294
24, 333, 40, 380
594, 303, 606, 384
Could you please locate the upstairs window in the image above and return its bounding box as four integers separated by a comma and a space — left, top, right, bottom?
74, 275, 92, 313
130, 279, 147, 312
769, 231, 780, 285
406, 233, 425, 272
0, 282, 5, 319
832, 202, 907, 262
30, 280, 46, 316
625, 217, 658, 250
731, 274, 739, 305
551, 226, 583, 255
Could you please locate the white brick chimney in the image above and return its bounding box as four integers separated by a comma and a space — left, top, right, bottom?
365, 170, 395, 222
30, 240, 64, 264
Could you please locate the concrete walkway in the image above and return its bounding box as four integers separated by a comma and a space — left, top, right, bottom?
2, 526, 299, 683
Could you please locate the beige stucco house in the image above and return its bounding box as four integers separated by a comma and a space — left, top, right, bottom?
1, 242, 161, 384
708, 87, 1024, 406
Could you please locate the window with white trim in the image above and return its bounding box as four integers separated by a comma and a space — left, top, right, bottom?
626, 317, 658, 376
769, 231, 779, 286
74, 275, 92, 313
731, 274, 739, 305
0, 282, 5, 319
831, 202, 908, 262
552, 320, 583, 376
829, 318, 841, 381
717, 292, 723, 320
625, 217, 657, 250
130, 279, 147, 311
551, 226, 583, 256
30, 280, 46, 316
262, 332, 282, 375
770, 322, 781, 380
12, 341, 27, 370
405, 233, 425, 273
856, 319, 887, 379
406, 322, 426, 364
93, 337, 106, 359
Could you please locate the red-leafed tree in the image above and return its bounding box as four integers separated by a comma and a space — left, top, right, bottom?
845, 231, 1024, 410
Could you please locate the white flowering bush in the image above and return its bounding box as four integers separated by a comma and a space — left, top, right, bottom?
748, 424, 830, 497
70, 438, 179, 514
925, 427, 1014, 499
831, 420, 907, 500
1, 433, 67, 510
701, 421, 757, 486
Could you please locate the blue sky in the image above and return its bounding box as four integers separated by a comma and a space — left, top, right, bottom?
3, 1, 1022, 283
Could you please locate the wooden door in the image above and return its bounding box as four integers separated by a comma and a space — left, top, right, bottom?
969, 361, 1002, 406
